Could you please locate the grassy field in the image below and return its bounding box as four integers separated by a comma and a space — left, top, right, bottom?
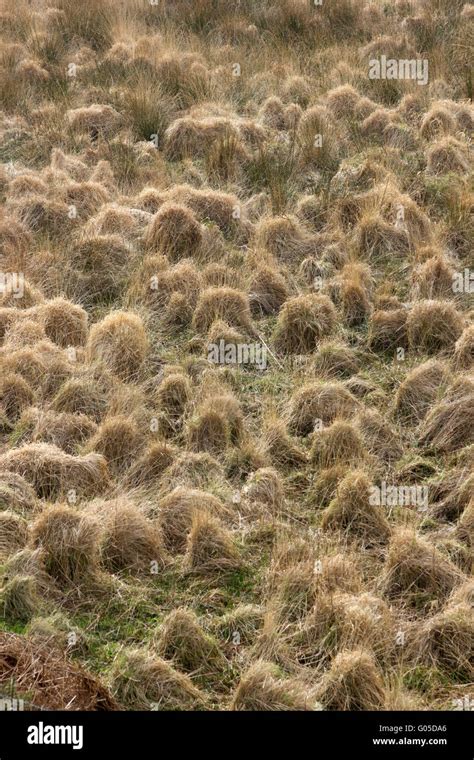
0, 0, 472, 711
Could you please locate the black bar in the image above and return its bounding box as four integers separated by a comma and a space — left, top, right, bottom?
0, 711, 471, 758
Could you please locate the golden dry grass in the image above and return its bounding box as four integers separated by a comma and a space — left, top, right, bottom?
0, 0, 472, 714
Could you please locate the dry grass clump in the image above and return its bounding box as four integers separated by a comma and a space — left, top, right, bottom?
248, 265, 289, 317
202, 263, 238, 288
326, 85, 361, 119
0, 575, 39, 624
420, 105, 457, 140
282, 75, 311, 107
3, 318, 46, 348
164, 117, 241, 161
68, 235, 131, 304
8, 173, 48, 200
161, 450, 223, 491
360, 108, 393, 139
355, 208, 413, 262
0, 471, 36, 515
0, 510, 28, 559
87, 311, 148, 382
156, 608, 225, 675
110, 648, 206, 710
311, 421, 365, 468
418, 387, 474, 453
192, 287, 253, 335
36, 346, 76, 400
263, 417, 307, 470
313, 340, 359, 378
163, 292, 193, 328
273, 294, 336, 354
297, 104, 341, 169
0, 372, 34, 422
313, 466, 348, 509
88, 415, 143, 475
411, 254, 456, 299
394, 359, 450, 422
26, 611, 84, 652
259, 96, 290, 130
19, 408, 97, 454
407, 300, 464, 354
255, 216, 314, 265
1, 346, 52, 392
66, 104, 121, 137
187, 406, 231, 456
412, 603, 474, 681
168, 185, 247, 238
84, 204, 141, 240
288, 382, 358, 436
315, 649, 386, 711
99, 502, 166, 574
134, 257, 202, 313
355, 408, 403, 464
0, 278, 43, 309
207, 319, 244, 348
124, 442, 176, 489
156, 373, 192, 435
294, 591, 394, 668
380, 529, 462, 606
231, 660, 319, 711
38, 298, 88, 348
0, 308, 17, 340
52, 376, 109, 422
225, 438, 268, 481
314, 552, 362, 595
184, 511, 241, 575
11, 196, 72, 237
321, 470, 391, 546
453, 325, 474, 369
0, 632, 118, 710
0, 444, 109, 500
427, 137, 470, 175
214, 604, 264, 646
63, 181, 110, 219
31, 505, 100, 586
431, 470, 474, 522
144, 203, 203, 262
368, 309, 408, 353
271, 561, 317, 623
246, 467, 284, 512
159, 487, 228, 554
330, 263, 373, 327
195, 391, 243, 444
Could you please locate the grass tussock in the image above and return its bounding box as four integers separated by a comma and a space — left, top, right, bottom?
87, 311, 148, 382
110, 648, 207, 710
315, 650, 386, 711
0, 444, 109, 500
380, 529, 462, 606
321, 471, 391, 546
231, 661, 320, 711
31, 505, 101, 587
273, 295, 337, 354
